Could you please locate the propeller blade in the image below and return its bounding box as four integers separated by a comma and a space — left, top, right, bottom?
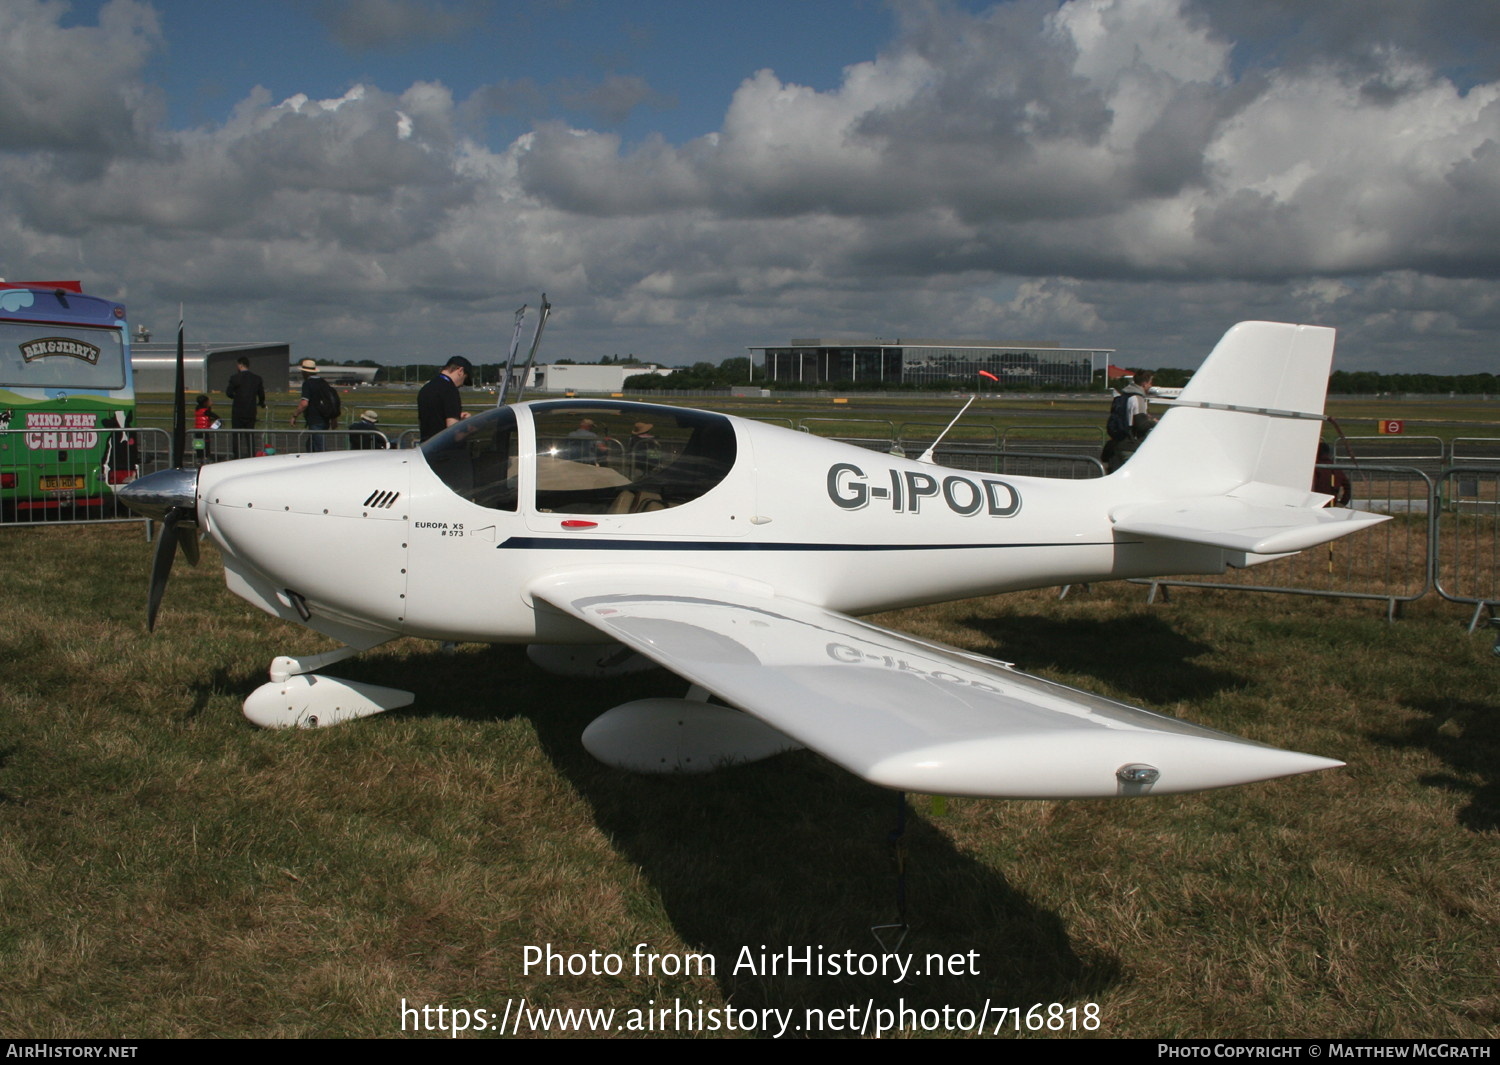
138, 303, 192, 633
171, 312, 186, 468
120, 469, 200, 631
147, 509, 182, 632
175, 518, 200, 567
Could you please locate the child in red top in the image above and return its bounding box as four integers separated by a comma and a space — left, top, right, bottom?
193, 394, 220, 430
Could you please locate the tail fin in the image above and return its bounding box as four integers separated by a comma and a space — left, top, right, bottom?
1121, 321, 1332, 495
1111, 322, 1387, 555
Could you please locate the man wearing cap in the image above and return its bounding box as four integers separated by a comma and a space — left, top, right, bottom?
417, 356, 473, 441
290, 358, 339, 452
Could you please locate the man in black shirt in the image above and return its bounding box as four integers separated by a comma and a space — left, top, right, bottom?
349, 410, 387, 450
224, 356, 265, 458
290, 358, 339, 452
417, 356, 473, 441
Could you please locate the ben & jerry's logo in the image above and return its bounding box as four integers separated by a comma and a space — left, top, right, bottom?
19, 337, 102, 365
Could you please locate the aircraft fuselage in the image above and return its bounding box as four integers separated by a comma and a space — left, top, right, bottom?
195, 399, 1228, 647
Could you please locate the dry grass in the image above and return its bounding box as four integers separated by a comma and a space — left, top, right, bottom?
0, 525, 1496, 1038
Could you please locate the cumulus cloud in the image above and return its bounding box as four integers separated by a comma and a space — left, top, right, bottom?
0, 0, 162, 156
1, 0, 1497, 371
513, 0, 1500, 285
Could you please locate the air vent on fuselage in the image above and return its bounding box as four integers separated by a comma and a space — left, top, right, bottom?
363, 489, 401, 509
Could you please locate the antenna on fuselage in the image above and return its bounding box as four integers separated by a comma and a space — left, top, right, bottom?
917, 395, 975, 464
509, 294, 551, 405
496, 303, 527, 406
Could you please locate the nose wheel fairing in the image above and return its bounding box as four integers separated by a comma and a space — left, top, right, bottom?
244, 673, 415, 729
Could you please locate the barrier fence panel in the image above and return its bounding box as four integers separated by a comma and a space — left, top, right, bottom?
1132, 464, 1434, 617
1, 426, 168, 527
1338, 434, 1447, 459
796, 417, 898, 453
999, 424, 1107, 455
829, 437, 900, 453
140, 427, 393, 470
1450, 438, 1500, 464
1337, 436, 1447, 477
823, 434, 1104, 478
987, 448, 1105, 479
1434, 466, 1500, 630
897, 421, 1001, 451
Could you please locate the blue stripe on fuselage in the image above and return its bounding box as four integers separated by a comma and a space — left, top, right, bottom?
498, 537, 1126, 552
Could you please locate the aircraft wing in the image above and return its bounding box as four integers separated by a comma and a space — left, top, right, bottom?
1111, 496, 1389, 554
529, 569, 1341, 799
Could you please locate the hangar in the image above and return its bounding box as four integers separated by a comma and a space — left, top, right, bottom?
132, 342, 291, 394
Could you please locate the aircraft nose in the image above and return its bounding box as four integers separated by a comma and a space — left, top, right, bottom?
117, 467, 199, 522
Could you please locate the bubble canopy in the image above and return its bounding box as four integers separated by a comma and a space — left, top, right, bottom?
419, 401, 738, 514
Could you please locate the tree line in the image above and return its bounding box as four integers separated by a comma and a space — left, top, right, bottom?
1327, 370, 1500, 395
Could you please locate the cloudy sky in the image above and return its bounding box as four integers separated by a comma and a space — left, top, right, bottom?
3, 0, 1498, 373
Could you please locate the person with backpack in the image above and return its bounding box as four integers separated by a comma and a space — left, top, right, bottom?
290, 358, 341, 452
1101, 369, 1156, 473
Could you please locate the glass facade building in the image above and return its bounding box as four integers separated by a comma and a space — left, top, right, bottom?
750, 338, 1111, 389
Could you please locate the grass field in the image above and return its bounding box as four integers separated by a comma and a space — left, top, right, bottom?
0, 524, 1495, 1039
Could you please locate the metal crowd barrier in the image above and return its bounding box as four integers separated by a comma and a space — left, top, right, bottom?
1337, 434, 1447, 461
799, 416, 898, 441
899, 421, 1001, 448
1000, 424, 1106, 453
0, 423, 396, 527
942, 444, 1104, 479
1434, 466, 1500, 630
0, 426, 170, 527
1134, 464, 1435, 620
138, 427, 392, 469
835, 435, 1105, 478
795, 417, 902, 453
825, 435, 901, 453
1335, 435, 1448, 480
1450, 438, 1500, 464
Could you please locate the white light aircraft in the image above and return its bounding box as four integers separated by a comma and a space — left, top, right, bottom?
122, 322, 1386, 800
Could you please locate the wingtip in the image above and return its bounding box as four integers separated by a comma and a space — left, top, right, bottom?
866, 734, 1346, 800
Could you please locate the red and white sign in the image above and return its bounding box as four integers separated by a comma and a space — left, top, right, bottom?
1378, 419, 1404, 435
24, 411, 97, 449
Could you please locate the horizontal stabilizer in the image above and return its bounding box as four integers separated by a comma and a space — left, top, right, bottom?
531, 568, 1342, 799
1112, 497, 1390, 555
